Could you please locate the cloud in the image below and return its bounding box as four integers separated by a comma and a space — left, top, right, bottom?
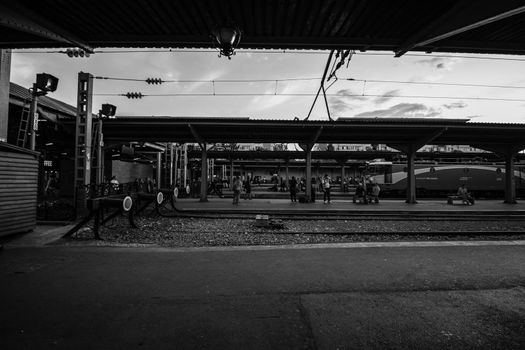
373, 89, 400, 104
328, 88, 369, 115
355, 103, 442, 118
330, 99, 361, 114
443, 101, 467, 109
415, 57, 459, 70
334, 88, 368, 101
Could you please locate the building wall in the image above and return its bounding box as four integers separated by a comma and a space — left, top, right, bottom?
0, 143, 38, 236
111, 160, 153, 183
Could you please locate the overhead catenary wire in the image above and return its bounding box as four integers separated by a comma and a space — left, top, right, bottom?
347, 78, 525, 90
93, 92, 525, 103
94, 76, 321, 83
93, 75, 525, 90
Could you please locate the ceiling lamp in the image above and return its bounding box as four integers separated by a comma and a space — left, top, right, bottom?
211, 26, 242, 59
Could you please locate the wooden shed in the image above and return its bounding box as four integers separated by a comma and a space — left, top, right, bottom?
0, 142, 39, 237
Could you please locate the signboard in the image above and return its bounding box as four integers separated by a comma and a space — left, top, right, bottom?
33, 113, 39, 131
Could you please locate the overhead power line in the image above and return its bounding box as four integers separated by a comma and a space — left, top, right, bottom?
94, 76, 321, 83
346, 78, 525, 90
93, 75, 525, 90
93, 92, 525, 103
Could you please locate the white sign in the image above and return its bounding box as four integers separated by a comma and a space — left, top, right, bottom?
33, 113, 39, 131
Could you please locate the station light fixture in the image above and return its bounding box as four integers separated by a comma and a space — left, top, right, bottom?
100, 103, 117, 118
35, 73, 59, 93
27, 73, 59, 150
211, 25, 242, 59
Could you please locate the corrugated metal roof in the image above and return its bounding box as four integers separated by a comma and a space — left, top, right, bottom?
0, 140, 39, 156
102, 116, 525, 146
2, 1, 525, 55
9, 82, 77, 118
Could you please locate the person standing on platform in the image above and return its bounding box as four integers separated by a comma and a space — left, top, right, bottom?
244, 176, 252, 200
232, 176, 242, 205
322, 174, 331, 203
289, 176, 298, 202
457, 184, 473, 205
371, 183, 381, 204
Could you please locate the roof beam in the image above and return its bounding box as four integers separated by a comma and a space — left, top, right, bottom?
188, 124, 205, 148
308, 127, 324, 146
87, 34, 397, 50
0, 2, 93, 52
395, 1, 525, 57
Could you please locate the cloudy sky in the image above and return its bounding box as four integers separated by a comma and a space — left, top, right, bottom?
10, 49, 525, 123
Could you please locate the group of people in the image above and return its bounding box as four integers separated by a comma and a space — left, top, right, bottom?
232, 176, 252, 205
288, 174, 337, 204
353, 182, 381, 204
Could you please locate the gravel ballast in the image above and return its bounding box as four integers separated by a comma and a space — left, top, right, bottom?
68, 216, 525, 247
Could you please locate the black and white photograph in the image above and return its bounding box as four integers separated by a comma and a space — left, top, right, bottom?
1, 1, 525, 349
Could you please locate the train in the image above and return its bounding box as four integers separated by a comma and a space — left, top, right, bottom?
192, 157, 525, 199
364, 161, 525, 198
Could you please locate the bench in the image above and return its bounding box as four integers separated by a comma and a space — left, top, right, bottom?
447, 195, 475, 205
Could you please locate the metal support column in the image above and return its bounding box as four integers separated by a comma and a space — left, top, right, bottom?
229, 158, 234, 189
285, 159, 289, 189
200, 146, 208, 202
173, 144, 179, 186
169, 143, 174, 187
156, 152, 162, 189
305, 149, 312, 201
340, 163, 345, 191
182, 144, 188, 187
28, 84, 39, 151
74, 72, 94, 203
504, 153, 517, 204
406, 145, 417, 204
0, 49, 11, 142
95, 119, 104, 185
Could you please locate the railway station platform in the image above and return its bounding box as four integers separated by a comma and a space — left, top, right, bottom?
172, 197, 525, 218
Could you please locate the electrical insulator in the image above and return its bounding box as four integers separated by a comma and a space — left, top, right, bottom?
146, 78, 163, 85
65, 48, 90, 58
125, 92, 144, 99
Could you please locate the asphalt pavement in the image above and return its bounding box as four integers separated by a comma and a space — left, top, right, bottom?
1, 242, 525, 349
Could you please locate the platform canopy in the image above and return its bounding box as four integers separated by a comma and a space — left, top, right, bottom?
102, 117, 525, 149
2, 1, 525, 56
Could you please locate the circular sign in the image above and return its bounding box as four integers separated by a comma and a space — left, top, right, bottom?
122, 196, 133, 212
156, 191, 164, 205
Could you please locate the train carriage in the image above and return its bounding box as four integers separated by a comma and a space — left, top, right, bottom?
366, 161, 525, 198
